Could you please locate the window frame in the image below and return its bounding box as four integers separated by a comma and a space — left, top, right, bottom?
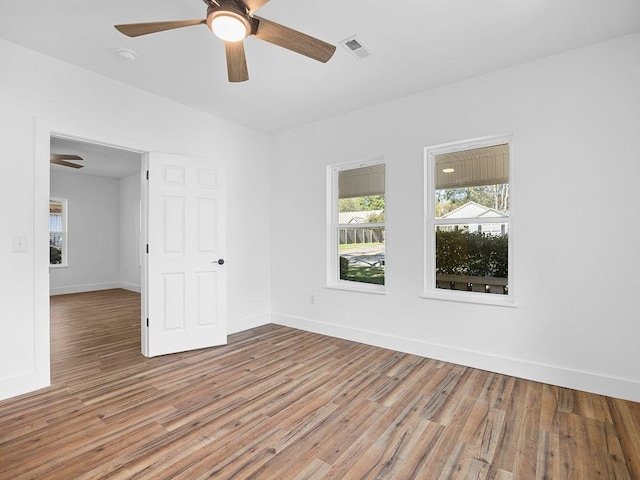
49, 197, 68, 268
423, 135, 515, 307
326, 158, 386, 294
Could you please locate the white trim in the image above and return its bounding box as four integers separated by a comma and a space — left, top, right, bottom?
25, 116, 150, 398
423, 135, 512, 156
271, 312, 640, 403
119, 282, 142, 293
49, 283, 143, 296
330, 157, 386, 173
324, 283, 387, 295
419, 292, 517, 307
141, 154, 150, 357
1, 117, 52, 401
423, 134, 514, 306
326, 157, 386, 293
228, 313, 271, 334
50, 282, 121, 296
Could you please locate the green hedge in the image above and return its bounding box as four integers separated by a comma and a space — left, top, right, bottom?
436, 230, 508, 277
50, 246, 62, 265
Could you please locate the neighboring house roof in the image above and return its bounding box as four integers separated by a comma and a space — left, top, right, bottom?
339, 210, 383, 224
441, 201, 508, 219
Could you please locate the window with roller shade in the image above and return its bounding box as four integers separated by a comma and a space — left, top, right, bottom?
327, 160, 385, 292
50, 198, 67, 266
424, 136, 513, 305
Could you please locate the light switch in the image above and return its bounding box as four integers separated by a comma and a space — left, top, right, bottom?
13, 236, 27, 253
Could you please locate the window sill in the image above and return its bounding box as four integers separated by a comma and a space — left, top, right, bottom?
49, 264, 68, 269
325, 282, 387, 295
420, 291, 517, 307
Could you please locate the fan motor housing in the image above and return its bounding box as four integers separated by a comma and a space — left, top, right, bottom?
206, 5, 252, 38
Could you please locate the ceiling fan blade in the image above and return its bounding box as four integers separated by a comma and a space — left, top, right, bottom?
50, 154, 83, 161
253, 16, 336, 63
51, 159, 84, 169
115, 19, 206, 38
244, 0, 270, 13
225, 41, 249, 82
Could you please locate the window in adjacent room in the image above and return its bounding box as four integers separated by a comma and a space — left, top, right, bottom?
328, 160, 385, 293
49, 198, 67, 267
424, 136, 513, 305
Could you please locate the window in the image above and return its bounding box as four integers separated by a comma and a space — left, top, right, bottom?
424, 136, 513, 305
328, 160, 385, 293
50, 198, 67, 267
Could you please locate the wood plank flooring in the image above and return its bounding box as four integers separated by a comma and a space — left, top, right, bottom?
1, 289, 640, 479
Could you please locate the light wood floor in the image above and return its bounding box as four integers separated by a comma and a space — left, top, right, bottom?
1, 289, 639, 479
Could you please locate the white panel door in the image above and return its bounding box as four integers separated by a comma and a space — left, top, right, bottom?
146, 152, 227, 356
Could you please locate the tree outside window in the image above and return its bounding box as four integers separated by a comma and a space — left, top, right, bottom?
328, 161, 386, 291
425, 137, 513, 304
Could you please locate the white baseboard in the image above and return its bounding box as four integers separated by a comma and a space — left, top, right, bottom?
0, 369, 50, 402
271, 312, 640, 403
50, 282, 121, 296
228, 313, 271, 335
49, 282, 141, 295
118, 282, 141, 293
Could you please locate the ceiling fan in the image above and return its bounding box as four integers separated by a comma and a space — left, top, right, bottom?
114, 0, 337, 82
50, 154, 84, 169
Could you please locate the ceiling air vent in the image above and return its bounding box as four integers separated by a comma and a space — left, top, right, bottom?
340, 36, 371, 60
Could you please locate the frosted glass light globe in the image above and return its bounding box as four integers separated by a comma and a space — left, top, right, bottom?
212, 14, 248, 42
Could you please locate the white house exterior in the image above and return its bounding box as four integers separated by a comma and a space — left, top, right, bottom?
439, 201, 508, 236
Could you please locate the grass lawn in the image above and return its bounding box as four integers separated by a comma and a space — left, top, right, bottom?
341, 265, 385, 285
339, 242, 384, 251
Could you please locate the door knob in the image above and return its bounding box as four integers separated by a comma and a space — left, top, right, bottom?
214, 259, 225, 265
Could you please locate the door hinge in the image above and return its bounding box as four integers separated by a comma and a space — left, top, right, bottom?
146, 170, 149, 180
146, 318, 149, 327
146, 244, 149, 254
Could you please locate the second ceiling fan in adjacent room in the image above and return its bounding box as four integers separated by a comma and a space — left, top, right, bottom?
50, 154, 83, 169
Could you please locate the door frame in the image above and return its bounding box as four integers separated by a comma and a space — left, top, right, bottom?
35, 117, 150, 386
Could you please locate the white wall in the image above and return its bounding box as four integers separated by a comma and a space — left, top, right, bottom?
4, 32, 640, 403
49, 170, 120, 294
0, 38, 272, 400
271, 33, 640, 401
49, 170, 142, 295
119, 173, 141, 292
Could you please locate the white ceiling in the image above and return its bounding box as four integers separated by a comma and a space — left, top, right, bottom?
50, 137, 142, 178
2, 0, 640, 134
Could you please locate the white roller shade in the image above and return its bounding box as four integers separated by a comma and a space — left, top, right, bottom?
339, 164, 385, 199
435, 144, 509, 189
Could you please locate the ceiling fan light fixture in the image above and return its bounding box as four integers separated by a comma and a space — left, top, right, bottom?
209, 11, 250, 42
116, 1, 337, 83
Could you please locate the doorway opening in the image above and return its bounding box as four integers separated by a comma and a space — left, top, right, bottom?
35, 120, 228, 392
48, 134, 146, 378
